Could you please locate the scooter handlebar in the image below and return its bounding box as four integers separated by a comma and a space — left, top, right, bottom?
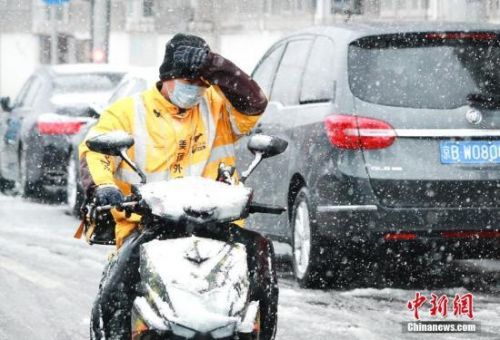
249, 202, 286, 215
93, 200, 286, 217
95, 201, 139, 213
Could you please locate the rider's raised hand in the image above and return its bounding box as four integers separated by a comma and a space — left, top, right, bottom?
94, 184, 124, 206
173, 45, 209, 77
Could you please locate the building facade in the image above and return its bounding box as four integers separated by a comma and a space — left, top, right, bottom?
2, 0, 500, 97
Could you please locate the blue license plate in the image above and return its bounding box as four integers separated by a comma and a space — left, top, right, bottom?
440, 140, 500, 164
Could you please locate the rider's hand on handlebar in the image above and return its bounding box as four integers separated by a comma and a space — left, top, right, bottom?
94, 184, 124, 207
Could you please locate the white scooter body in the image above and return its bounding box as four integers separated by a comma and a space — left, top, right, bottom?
131, 177, 259, 338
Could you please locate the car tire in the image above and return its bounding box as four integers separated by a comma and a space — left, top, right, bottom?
0, 176, 15, 193
0, 154, 14, 193
66, 155, 84, 216
291, 187, 330, 288
18, 149, 38, 198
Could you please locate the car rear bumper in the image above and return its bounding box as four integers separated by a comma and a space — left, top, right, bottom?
316, 205, 500, 232
313, 168, 499, 232
374, 234, 500, 260
315, 205, 500, 258
316, 205, 499, 234
27, 134, 71, 189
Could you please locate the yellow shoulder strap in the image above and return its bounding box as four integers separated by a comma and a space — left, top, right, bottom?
73, 220, 85, 239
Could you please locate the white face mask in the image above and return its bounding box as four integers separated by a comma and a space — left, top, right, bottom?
167, 80, 206, 109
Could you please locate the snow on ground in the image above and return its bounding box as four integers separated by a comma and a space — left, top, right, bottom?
0, 195, 108, 340
0, 194, 499, 339
277, 281, 500, 339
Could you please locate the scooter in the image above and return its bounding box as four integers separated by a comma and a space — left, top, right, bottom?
85, 131, 288, 340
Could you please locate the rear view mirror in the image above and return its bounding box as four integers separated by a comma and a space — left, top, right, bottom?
86, 131, 134, 156
240, 134, 288, 183
247, 134, 288, 158
0, 96, 12, 112
86, 131, 147, 184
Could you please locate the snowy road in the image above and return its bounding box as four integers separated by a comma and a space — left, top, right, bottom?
0, 194, 499, 340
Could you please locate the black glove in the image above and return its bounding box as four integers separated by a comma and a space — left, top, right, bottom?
94, 185, 124, 206
173, 45, 209, 76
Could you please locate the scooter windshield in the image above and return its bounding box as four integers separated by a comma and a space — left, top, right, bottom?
139, 177, 252, 223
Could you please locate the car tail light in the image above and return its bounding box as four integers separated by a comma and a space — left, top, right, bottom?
384, 233, 417, 241
425, 32, 497, 40
441, 231, 500, 239
324, 114, 396, 149
37, 113, 85, 135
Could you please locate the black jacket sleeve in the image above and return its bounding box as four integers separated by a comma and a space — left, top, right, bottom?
200, 52, 268, 115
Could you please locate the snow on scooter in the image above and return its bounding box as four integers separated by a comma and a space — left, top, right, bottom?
84, 131, 288, 340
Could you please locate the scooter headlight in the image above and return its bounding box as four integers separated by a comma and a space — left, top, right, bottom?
169, 323, 197, 338
210, 322, 238, 338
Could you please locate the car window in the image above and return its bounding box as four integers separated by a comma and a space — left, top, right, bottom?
52, 73, 123, 95
108, 78, 148, 104
251, 43, 286, 98
271, 39, 313, 106
300, 36, 336, 104
13, 76, 34, 108
349, 34, 500, 109
126, 79, 148, 96
107, 80, 131, 104
22, 76, 43, 108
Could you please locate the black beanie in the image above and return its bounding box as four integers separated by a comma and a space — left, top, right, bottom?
159, 33, 210, 81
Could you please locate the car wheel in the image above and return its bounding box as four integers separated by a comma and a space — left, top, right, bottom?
0, 174, 15, 193
0, 153, 14, 192
67, 155, 84, 216
19, 149, 37, 198
291, 187, 329, 288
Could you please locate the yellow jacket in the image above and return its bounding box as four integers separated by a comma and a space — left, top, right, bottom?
79, 84, 261, 247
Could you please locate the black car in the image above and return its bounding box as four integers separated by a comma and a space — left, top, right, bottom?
236, 22, 500, 287
0, 64, 125, 199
